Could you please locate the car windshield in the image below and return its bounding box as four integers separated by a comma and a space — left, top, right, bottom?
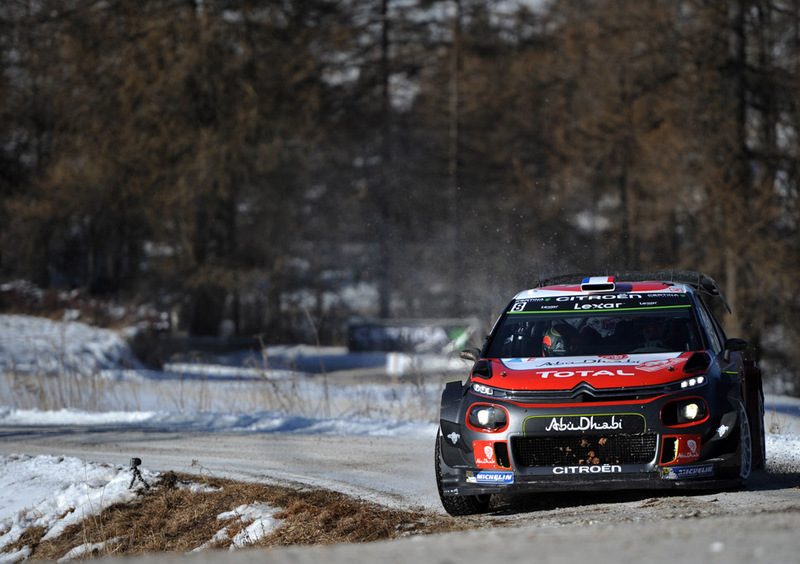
485, 291, 704, 358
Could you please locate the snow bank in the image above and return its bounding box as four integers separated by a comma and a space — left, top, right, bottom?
0, 315, 141, 376
0, 407, 437, 438
0, 454, 156, 555
0, 455, 280, 560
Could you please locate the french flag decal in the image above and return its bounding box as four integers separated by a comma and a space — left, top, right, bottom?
581, 276, 616, 292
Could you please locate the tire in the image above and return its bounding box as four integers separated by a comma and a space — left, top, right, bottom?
748, 389, 766, 470
435, 431, 491, 516
744, 367, 766, 471
736, 404, 753, 487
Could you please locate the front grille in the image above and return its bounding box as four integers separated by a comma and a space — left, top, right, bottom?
502, 383, 667, 403
511, 434, 658, 467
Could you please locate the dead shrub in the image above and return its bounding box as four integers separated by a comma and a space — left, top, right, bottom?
21, 473, 465, 561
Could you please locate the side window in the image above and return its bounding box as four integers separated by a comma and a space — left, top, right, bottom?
695, 300, 723, 354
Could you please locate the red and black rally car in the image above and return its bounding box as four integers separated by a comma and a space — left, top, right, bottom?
435, 271, 765, 515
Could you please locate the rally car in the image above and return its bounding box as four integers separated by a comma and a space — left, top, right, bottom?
435, 271, 765, 515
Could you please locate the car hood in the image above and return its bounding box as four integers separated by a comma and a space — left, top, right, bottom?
487, 352, 705, 391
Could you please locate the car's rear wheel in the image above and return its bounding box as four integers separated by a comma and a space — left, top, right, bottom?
745, 374, 766, 470
747, 388, 766, 470
435, 431, 491, 516
736, 404, 753, 486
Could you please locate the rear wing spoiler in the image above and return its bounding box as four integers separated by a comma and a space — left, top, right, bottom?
536, 270, 732, 313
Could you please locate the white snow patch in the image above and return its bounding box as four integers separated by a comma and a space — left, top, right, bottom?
57, 538, 122, 562
219, 503, 281, 549
0, 314, 142, 375
191, 503, 280, 552
0, 455, 156, 553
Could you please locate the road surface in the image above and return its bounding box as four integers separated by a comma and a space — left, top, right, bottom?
1, 423, 799, 563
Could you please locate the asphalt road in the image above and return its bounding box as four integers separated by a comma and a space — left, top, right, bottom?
122, 511, 800, 564
0, 427, 441, 510
1, 424, 799, 563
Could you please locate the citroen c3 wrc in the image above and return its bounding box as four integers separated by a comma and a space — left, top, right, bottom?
435, 271, 765, 515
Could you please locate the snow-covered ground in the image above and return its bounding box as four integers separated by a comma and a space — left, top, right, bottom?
1, 314, 799, 562
0, 314, 455, 560
0, 454, 282, 561
0, 313, 461, 423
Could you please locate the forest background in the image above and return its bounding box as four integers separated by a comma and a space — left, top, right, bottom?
1, 0, 799, 390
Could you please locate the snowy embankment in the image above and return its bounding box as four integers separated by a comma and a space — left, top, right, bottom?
0, 314, 144, 374
0, 313, 457, 425
0, 454, 281, 561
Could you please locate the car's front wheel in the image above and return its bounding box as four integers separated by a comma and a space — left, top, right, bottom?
435, 430, 491, 516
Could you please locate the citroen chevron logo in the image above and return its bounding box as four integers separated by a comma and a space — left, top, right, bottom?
571, 381, 597, 398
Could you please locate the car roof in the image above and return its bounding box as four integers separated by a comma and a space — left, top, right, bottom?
515, 279, 690, 297
515, 270, 732, 313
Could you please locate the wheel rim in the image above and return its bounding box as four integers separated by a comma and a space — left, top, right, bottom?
740, 408, 753, 480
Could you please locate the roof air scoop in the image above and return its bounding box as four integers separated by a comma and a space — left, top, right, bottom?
581, 276, 616, 292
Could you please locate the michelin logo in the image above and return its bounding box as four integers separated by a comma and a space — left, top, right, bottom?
466, 471, 514, 484
661, 464, 714, 480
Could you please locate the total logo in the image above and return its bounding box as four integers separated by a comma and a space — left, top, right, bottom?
538, 369, 635, 379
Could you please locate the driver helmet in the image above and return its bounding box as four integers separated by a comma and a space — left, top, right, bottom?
542, 323, 581, 357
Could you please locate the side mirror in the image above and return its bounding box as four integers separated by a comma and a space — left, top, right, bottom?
471, 359, 492, 380
724, 338, 748, 361
725, 338, 748, 352
460, 348, 480, 362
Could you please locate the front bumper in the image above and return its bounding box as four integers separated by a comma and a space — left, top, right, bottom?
441, 460, 743, 498
438, 384, 745, 498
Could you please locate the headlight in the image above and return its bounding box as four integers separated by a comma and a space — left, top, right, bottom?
665, 375, 708, 393
662, 397, 708, 426
681, 402, 701, 421
472, 383, 494, 396
467, 404, 508, 432
680, 376, 706, 389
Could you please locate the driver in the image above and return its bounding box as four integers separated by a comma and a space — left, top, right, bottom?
542, 323, 582, 357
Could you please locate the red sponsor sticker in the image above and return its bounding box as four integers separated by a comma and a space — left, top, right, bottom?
662, 434, 702, 465
674, 435, 702, 463
637, 358, 682, 372
473, 440, 504, 469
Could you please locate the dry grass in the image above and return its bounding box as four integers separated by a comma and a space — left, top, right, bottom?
21, 472, 467, 561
